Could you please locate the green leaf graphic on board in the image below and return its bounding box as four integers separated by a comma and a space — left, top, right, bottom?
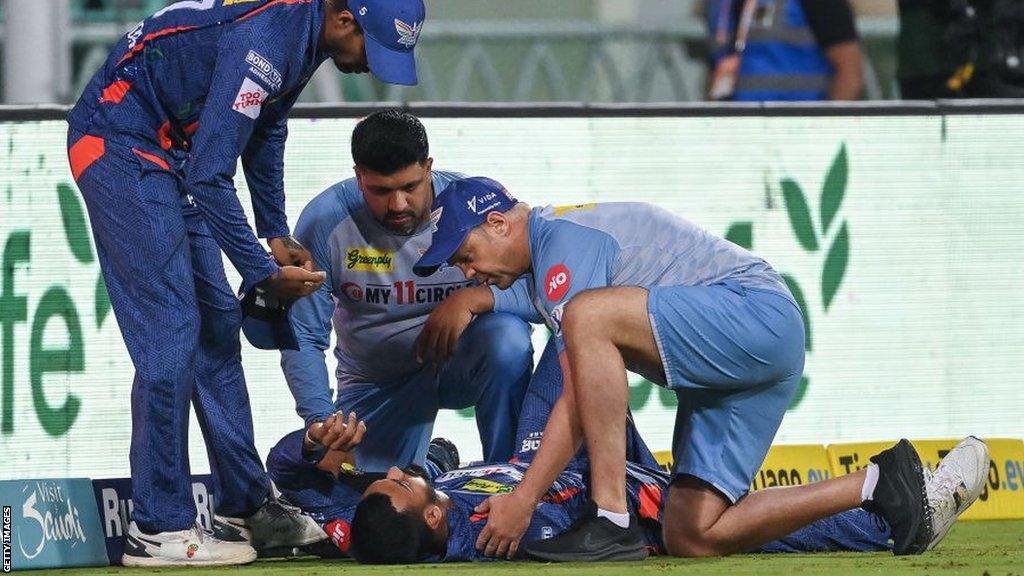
789, 376, 809, 410
95, 275, 111, 327
628, 377, 653, 411
57, 183, 94, 265
820, 144, 848, 235
782, 274, 812, 352
782, 178, 819, 252
822, 221, 850, 311
657, 383, 678, 408
724, 222, 753, 250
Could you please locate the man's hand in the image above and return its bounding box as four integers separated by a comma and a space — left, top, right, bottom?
474, 491, 537, 559
269, 235, 314, 269
263, 266, 326, 299
416, 291, 475, 364
307, 411, 367, 452
416, 286, 495, 364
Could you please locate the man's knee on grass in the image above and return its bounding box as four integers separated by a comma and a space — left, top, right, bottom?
663, 477, 735, 558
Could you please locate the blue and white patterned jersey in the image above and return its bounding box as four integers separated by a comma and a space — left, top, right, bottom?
265, 431, 667, 560
68, 0, 329, 288
437, 461, 667, 561
493, 203, 794, 350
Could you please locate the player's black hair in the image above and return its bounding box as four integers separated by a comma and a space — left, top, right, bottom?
350, 493, 432, 564
328, 0, 350, 12
351, 109, 430, 175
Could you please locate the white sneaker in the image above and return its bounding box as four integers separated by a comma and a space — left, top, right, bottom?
924, 436, 990, 551
122, 521, 256, 567
216, 497, 325, 551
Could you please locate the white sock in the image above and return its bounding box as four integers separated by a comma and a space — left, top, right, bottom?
861, 463, 880, 502
596, 507, 630, 529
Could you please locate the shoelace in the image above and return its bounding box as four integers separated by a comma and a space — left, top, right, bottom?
925, 463, 962, 518
265, 498, 306, 521
193, 521, 211, 544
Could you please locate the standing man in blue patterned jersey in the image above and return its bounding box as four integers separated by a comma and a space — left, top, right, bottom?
66, 0, 425, 567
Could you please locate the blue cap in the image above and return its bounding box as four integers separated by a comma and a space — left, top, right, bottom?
349, 0, 425, 86
413, 177, 518, 277
239, 284, 299, 351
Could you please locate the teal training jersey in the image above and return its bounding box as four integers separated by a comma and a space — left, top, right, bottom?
497, 203, 794, 348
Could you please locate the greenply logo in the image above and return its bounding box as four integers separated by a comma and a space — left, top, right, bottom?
1, 182, 110, 437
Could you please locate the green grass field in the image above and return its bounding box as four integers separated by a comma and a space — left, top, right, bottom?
53, 520, 1024, 576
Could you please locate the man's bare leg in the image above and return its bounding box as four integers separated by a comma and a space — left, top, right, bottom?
561, 287, 663, 515
663, 471, 866, 557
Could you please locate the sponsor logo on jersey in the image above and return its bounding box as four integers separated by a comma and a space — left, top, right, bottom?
223, 0, 259, 5
340, 280, 472, 305
245, 50, 282, 91
544, 263, 571, 302
461, 479, 515, 494
553, 203, 597, 216
439, 465, 523, 481
325, 518, 351, 552
520, 431, 542, 454
232, 77, 267, 119
346, 248, 394, 272
395, 19, 422, 48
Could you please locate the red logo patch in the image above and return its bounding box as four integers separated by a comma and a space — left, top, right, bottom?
325, 518, 351, 553
545, 264, 571, 302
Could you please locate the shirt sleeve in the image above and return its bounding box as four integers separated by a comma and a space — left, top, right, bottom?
183, 23, 297, 290
265, 429, 362, 526
241, 83, 306, 240
532, 219, 619, 352
266, 429, 321, 485
490, 275, 543, 323
801, 0, 859, 49
280, 194, 341, 426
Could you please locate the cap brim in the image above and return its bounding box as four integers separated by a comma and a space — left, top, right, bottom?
238, 286, 299, 351
413, 229, 470, 277
241, 316, 298, 351
364, 34, 418, 86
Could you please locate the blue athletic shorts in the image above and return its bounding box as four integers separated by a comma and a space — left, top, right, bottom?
647, 280, 805, 502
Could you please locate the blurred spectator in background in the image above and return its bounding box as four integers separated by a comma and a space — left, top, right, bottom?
704, 0, 863, 101
898, 0, 1024, 98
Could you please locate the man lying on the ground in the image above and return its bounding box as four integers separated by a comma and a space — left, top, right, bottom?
266, 340, 985, 563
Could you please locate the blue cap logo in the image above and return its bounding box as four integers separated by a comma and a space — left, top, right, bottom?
349, 0, 425, 86
430, 206, 443, 233
395, 18, 422, 47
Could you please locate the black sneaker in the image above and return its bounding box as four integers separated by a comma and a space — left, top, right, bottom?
427, 437, 460, 475
861, 439, 933, 555
525, 500, 648, 562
